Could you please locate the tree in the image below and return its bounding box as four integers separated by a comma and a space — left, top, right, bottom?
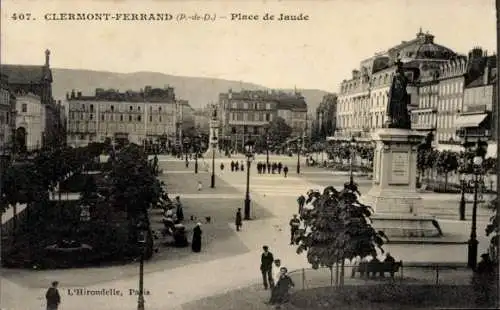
296, 182, 387, 285
436, 151, 459, 191
486, 196, 499, 263
268, 117, 292, 146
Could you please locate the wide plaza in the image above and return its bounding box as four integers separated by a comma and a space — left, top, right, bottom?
0, 153, 494, 310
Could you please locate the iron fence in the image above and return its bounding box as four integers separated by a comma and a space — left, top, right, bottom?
287, 262, 473, 290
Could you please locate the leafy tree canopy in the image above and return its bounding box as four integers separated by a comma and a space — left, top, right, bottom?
268, 116, 292, 146
296, 183, 387, 269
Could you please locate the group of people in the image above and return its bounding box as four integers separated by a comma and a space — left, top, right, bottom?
159, 193, 203, 253
260, 246, 295, 306
229, 160, 245, 172
256, 161, 289, 177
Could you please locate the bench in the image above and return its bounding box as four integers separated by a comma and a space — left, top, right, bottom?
351, 260, 403, 278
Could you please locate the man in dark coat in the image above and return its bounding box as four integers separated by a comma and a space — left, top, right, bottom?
297, 195, 306, 216
277, 162, 283, 174
289, 214, 300, 245
191, 223, 202, 252
235, 208, 242, 231
283, 166, 289, 178
45, 281, 61, 310
267, 162, 271, 173
220, 162, 225, 171
260, 245, 275, 290
230, 161, 235, 171
235, 161, 239, 171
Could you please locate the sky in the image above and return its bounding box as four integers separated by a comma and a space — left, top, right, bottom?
0, 0, 496, 92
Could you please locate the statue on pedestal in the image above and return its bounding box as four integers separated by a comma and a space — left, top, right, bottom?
384, 60, 411, 130
212, 107, 217, 120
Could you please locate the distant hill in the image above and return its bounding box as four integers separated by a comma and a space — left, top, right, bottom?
51, 68, 331, 112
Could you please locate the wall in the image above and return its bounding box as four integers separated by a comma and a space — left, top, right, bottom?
15, 94, 43, 150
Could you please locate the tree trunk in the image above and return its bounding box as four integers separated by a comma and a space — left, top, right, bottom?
340, 259, 345, 286
335, 262, 339, 286
444, 172, 448, 192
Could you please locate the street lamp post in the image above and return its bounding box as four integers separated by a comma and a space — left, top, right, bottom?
243, 139, 255, 220
459, 173, 466, 221
296, 136, 302, 174
266, 134, 270, 167
183, 137, 190, 168
211, 136, 217, 188
136, 222, 148, 310
194, 136, 200, 174
349, 137, 356, 185
467, 140, 487, 270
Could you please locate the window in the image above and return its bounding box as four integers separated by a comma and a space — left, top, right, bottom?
137, 115, 142, 122
265, 113, 270, 121
138, 106, 141, 112
129, 115, 132, 122
159, 116, 162, 122
159, 106, 162, 112
21, 103, 27, 113
111, 105, 114, 112
80, 113, 83, 120
90, 114, 93, 120
150, 106, 153, 112
90, 104, 94, 112
120, 115, 123, 122
130, 106, 133, 111
101, 114, 104, 121
150, 115, 153, 122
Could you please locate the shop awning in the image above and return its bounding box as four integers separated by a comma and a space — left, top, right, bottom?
454, 113, 488, 128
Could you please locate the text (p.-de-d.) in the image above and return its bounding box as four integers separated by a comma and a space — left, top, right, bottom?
230, 13, 309, 21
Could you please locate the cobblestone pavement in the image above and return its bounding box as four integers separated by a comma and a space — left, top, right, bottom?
0, 155, 492, 310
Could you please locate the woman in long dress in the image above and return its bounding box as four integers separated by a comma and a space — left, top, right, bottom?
191, 223, 202, 252
269, 267, 294, 305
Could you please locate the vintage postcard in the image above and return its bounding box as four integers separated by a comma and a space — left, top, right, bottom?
0, 0, 498, 309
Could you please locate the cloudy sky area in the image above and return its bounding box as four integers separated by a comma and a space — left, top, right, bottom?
1, 0, 496, 92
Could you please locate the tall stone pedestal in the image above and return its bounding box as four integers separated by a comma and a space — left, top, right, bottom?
362, 128, 442, 238
204, 118, 222, 159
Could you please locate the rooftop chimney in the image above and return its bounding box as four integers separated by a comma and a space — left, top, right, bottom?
77, 91, 82, 98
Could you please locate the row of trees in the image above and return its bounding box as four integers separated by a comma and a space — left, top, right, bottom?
1, 143, 107, 214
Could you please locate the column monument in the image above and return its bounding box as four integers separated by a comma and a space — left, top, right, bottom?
204, 107, 220, 157
363, 60, 442, 238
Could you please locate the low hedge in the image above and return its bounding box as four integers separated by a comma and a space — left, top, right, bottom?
291, 284, 498, 309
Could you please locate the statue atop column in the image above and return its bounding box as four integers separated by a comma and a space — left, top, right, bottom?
384, 60, 411, 130
212, 105, 218, 120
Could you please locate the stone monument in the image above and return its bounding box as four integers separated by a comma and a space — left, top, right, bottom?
204, 108, 221, 158
363, 61, 442, 238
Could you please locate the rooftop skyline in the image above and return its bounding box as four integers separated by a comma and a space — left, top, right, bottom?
1, 0, 496, 92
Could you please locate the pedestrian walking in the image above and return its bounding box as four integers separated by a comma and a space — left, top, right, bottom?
235, 208, 242, 231
260, 245, 275, 290
267, 162, 271, 174
235, 161, 239, 171
283, 166, 289, 178
220, 162, 225, 171
297, 194, 306, 217
241, 161, 245, 172
289, 214, 300, 245
257, 162, 262, 174
197, 181, 203, 191
269, 267, 294, 305
191, 223, 202, 253
231, 161, 235, 172
45, 281, 61, 310
277, 162, 283, 174
176, 200, 184, 222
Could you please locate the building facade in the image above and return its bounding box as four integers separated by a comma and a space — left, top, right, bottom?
336, 29, 457, 139
0, 73, 14, 150
1, 49, 64, 151
218, 89, 307, 150
314, 93, 337, 140
455, 50, 497, 144
411, 56, 468, 148
66, 86, 186, 147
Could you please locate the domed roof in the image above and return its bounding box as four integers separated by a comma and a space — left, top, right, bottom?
393, 30, 456, 62
416, 42, 455, 60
